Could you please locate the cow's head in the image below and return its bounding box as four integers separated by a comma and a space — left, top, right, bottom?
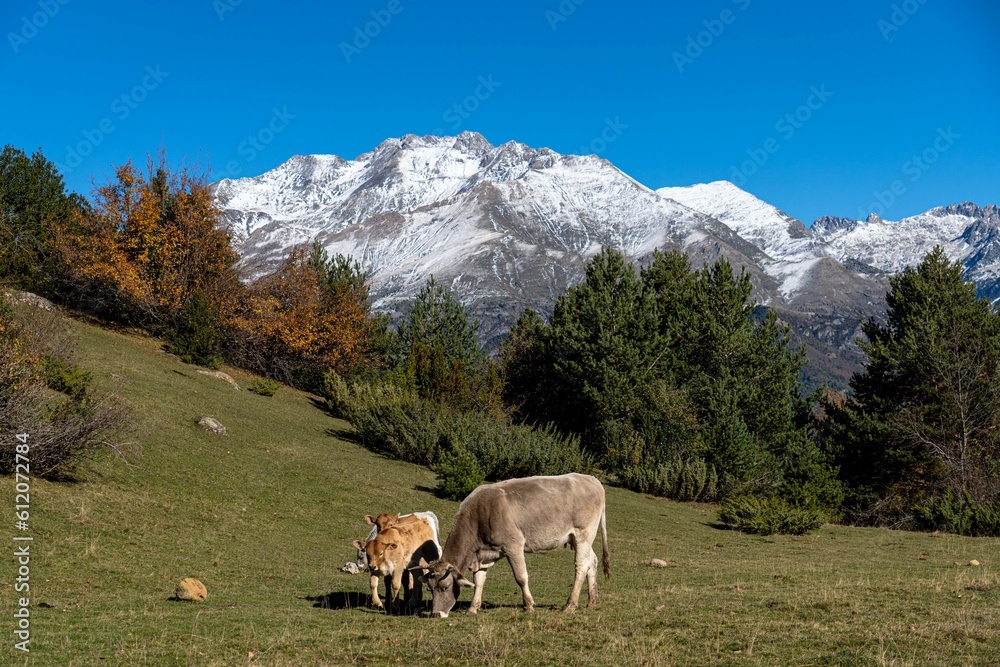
420, 560, 474, 618
365, 512, 399, 532
353, 537, 398, 575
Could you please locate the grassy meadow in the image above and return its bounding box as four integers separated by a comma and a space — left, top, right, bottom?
1, 312, 999, 666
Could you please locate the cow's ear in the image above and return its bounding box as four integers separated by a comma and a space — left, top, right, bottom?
386, 543, 398, 551
364, 515, 376, 525
353, 540, 366, 550
417, 573, 429, 583
388, 514, 399, 525
456, 576, 475, 589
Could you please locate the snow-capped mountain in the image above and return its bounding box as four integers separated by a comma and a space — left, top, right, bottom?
814, 204, 1000, 302
212, 131, 997, 389
214, 132, 778, 340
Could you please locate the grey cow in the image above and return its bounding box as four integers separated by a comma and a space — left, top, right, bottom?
421, 473, 610, 618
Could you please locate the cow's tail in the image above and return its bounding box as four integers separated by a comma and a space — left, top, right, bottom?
600, 503, 610, 580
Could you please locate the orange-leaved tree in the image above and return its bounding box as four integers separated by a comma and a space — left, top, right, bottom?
220, 243, 385, 388
56, 154, 236, 327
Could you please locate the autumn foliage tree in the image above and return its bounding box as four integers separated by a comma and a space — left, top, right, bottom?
56, 154, 236, 327
221, 243, 383, 389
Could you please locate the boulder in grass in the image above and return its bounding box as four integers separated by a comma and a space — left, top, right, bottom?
197, 369, 240, 390
197, 416, 227, 436
649, 558, 668, 568
176, 577, 207, 601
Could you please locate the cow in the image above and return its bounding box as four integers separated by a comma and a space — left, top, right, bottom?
421, 473, 610, 618
354, 519, 439, 612
354, 511, 441, 570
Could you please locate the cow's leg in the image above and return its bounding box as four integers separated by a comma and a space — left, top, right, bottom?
369, 573, 383, 610
586, 548, 599, 607
506, 549, 536, 613
389, 569, 404, 613
408, 571, 423, 612
467, 569, 488, 614
565, 536, 596, 611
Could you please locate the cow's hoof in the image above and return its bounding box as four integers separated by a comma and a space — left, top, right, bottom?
562, 603, 578, 613
467, 607, 479, 615
523, 605, 535, 614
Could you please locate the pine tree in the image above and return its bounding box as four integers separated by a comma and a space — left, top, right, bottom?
0, 146, 74, 292
546, 247, 662, 455
836, 246, 1000, 511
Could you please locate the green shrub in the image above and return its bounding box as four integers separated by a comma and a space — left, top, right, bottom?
433, 447, 485, 500
249, 378, 280, 397
338, 379, 590, 478
41, 354, 93, 400
913, 489, 1000, 537
322, 371, 353, 418
619, 458, 718, 502
718, 496, 826, 536
170, 290, 222, 369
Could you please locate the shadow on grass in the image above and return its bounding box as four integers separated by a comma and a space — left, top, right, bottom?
704, 521, 735, 531
325, 426, 361, 445
305, 591, 506, 616
306, 591, 372, 611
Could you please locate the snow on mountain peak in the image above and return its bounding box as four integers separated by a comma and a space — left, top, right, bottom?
656, 180, 821, 264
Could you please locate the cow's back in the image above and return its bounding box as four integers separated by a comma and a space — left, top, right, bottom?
456, 473, 605, 552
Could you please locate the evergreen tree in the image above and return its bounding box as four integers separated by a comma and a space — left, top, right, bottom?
0, 146, 74, 292
171, 290, 222, 368
833, 247, 1000, 514
546, 247, 661, 455
396, 277, 492, 408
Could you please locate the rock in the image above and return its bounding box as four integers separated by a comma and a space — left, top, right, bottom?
4, 289, 56, 312
176, 577, 207, 601
969, 560, 981, 567
196, 417, 228, 436
341, 562, 363, 574
197, 370, 240, 390
649, 558, 668, 568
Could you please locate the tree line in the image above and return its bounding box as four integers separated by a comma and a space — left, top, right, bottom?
2, 145, 999, 535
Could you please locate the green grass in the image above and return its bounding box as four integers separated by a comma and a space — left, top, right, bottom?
2, 314, 999, 666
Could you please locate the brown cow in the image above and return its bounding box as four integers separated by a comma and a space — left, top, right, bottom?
354, 520, 439, 612
421, 473, 609, 618
354, 511, 441, 570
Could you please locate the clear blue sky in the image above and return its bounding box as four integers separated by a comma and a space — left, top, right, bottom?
3, 0, 997, 224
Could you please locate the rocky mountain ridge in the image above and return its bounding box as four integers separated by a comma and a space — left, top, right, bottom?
212, 132, 997, 389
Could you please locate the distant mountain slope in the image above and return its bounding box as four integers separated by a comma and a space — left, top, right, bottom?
212, 132, 997, 390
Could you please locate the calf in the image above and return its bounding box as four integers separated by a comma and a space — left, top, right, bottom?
354, 519, 439, 612
354, 511, 441, 570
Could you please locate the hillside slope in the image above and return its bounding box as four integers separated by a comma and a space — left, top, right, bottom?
2, 308, 997, 665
